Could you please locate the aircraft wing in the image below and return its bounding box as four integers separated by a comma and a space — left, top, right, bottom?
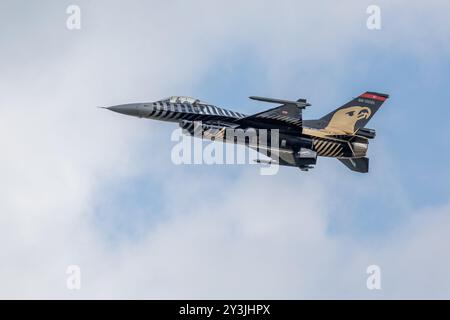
338, 157, 369, 173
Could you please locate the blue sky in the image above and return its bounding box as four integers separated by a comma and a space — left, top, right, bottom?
1, 0, 450, 298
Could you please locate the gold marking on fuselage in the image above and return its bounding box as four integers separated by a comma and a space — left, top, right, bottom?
321, 143, 334, 156
332, 146, 342, 157
332, 148, 343, 157
303, 127, 346, 141
319, 142, 332, 155
312, 137, 345, 158
305, 126, 366, 158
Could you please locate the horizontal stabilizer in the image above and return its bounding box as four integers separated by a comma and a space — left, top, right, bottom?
338, 157, 369, 173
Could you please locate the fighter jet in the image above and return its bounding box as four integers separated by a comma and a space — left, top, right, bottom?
105, 92, 389, 172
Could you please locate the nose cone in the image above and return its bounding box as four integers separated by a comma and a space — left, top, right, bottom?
106, 104, 141, 117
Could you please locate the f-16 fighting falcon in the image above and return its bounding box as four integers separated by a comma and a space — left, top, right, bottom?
105, 91, 389, 173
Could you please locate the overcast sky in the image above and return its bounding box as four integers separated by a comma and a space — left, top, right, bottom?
1, 0, 450, 299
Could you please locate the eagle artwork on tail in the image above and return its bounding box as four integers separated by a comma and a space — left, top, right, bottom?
105, 91, 389, 173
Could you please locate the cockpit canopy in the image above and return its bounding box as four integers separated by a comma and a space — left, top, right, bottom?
159, 96, 209, 105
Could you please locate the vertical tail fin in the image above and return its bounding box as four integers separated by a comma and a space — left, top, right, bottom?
320, 92, 389, 134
